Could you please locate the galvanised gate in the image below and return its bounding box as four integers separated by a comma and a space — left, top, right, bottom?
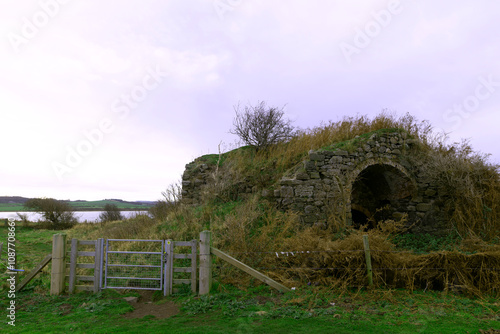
103, 239, 164, 291
100, 239, 197, 295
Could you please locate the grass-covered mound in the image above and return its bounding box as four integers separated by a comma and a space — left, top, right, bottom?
11, 113, 498, 297
61, 112, 500, 296
186, 112, 499, 240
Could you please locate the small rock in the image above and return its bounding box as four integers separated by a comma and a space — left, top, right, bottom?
255, 311, 268, 316
124, 297, 138, 303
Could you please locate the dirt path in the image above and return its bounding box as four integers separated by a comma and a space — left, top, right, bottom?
122, 291, 180, 319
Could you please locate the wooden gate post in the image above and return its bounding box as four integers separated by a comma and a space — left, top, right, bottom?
363, 235, 373, 287
68, 238, 78, 294
164, 240, 174, 296
50, 234, 67, 295
199, 231, 212, 295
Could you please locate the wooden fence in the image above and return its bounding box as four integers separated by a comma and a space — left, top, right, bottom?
67, 238, 104, 293
18, 232, 296, 295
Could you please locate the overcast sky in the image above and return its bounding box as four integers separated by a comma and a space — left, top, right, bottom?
1, 0, 499, 202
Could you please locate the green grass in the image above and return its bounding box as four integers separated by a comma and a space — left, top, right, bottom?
2, 284, 499, 333
319, 128, 406, 153
1, 225, 500, 333
391, 232, 462, 254
0, 204, 27, 212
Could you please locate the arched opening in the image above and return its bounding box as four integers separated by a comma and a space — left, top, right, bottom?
351, 209, 369, 229
350, 164, 414, 228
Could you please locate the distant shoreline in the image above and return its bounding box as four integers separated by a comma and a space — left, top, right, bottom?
0, 197, 154, 213
0, 208, 149, 212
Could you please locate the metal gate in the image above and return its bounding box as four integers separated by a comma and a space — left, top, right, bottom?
102, 239, 164, 291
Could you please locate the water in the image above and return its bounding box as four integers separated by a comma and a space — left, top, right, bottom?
0, 211, 149, 223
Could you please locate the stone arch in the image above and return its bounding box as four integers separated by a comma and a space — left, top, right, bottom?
346, 158, 417, 227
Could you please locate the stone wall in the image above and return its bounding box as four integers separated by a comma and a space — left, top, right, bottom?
274, 131, 446, 234
181, 130, 448, 234
181, 161, 214, 205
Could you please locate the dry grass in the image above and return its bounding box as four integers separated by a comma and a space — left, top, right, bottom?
225, 111, 433, 179
417, 139, 500, 240
201, 111, 500, 240
67, 112, 500, 296
219, 220, 500, 298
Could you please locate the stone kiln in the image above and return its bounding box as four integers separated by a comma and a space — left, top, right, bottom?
182, 130, 446, 234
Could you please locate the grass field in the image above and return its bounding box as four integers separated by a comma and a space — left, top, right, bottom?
4, 288, 499, 334
1, 225, 499, 333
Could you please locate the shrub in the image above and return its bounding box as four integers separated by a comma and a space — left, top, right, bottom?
99, 203, 124, 223
24, 198, 77, 230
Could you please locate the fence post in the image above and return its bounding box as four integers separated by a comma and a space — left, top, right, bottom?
362, 235, 373, 287
191, 239, 197, 294
94, 239, 103, 293
99, 238, 105, 290
164, 240, 173, 296
68, 238, 78, 294
199, 231, 212, 295
50, 233, 67, 295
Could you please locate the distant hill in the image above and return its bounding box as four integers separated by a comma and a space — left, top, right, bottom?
0, 197, 155, 212
0, 196, 30, 204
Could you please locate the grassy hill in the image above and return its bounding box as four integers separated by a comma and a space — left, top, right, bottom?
0, 198, 154, 212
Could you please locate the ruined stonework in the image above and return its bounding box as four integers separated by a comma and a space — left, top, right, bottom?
181, 162, 214, 205
274, 131, 446, 234
182, 130, 448, 234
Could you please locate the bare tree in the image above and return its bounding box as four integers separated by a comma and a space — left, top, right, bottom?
150, 181, 182, 222
230, 101, 295, 151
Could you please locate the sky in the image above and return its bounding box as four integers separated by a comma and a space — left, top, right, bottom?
1, 0, 499, 202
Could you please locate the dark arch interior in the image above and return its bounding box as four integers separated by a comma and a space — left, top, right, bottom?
351, 164, 414, 228
351, 209, 369, 229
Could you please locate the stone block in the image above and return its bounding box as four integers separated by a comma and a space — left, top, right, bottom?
314, 191, 327, 199
309, 152, 325, 161
280, 179, 303, 186
295, 185, 314, 198
416, 203, 432, 211
329, 156, 343, 164
424, 189, 437, 196
303, 215, 318, 224
310, 172, 320, 179
296, 172, 310, 180
333, 150, 349, 156
274, 189, 281, 197
304, 161, 317, 171
305, 205, 320, 214
280, 186, 294, 198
